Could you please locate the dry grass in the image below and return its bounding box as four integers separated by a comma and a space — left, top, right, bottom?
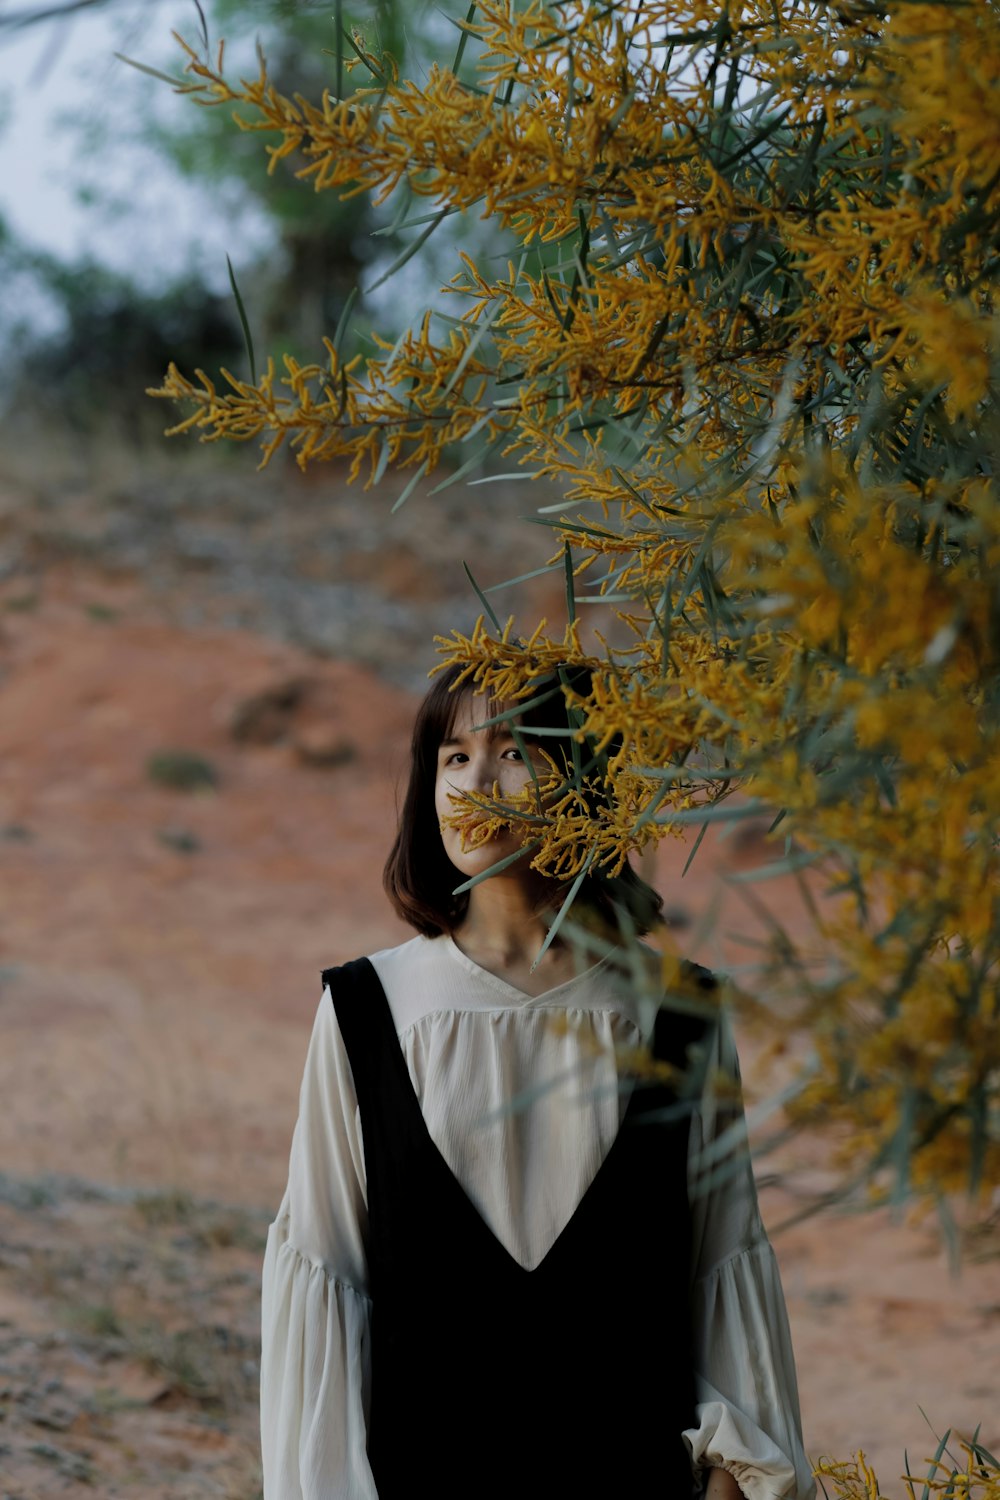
0, 1174, 267, 1497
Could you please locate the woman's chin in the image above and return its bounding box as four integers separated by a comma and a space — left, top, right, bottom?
445, 836, 529, 880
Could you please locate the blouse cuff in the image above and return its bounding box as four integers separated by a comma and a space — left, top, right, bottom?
685, 1236, 815, 1500
683, 1388, 799, 1500
261, 1217, 376, 1500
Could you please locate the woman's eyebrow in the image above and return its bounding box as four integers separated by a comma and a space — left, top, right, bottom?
440, 726, 517, 749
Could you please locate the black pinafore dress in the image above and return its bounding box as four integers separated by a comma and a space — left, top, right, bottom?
325, 956, 713, 1500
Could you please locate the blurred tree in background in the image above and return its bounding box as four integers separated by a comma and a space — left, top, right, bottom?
120, 0, 410, 359
1, 0, 477, 431
154, 0, 1000, 1257
0, 235, 243, 431
129, 0, 516, 362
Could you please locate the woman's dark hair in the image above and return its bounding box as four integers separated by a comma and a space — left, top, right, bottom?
383, 662, 663, 938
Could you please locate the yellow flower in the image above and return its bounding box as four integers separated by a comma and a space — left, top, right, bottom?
154, 0, 1000, 1209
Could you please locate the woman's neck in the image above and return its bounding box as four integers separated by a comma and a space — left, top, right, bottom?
459, 875, 551, 959
450, 874, 579, 994
446, 870, 617, 996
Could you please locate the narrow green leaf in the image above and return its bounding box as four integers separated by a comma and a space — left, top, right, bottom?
633, 781, 672, 832
448, 1, 479, 77
482, 723, 575, 739
669, 798, 764, 827
563, 542, 577, 626
682, 819, 710, 876
522, 517, 615, 540
191, 0, 208, 53
115, 53, 187, 88
226, 254, 256, 385
430, 430, 507, 495
672, 517, 723, 615
540, 269, 564, 324
468, 472, 543, 486
451, 838, 542, 894
635, 763, 738, 783
484, 561, 561, 591
331, 285, 358, 358
562, 46, 575, 143
598, 89, 636, 147
442, 302, 501, 398
695, 1073, 806, 1178
470, 687, 564, 731
500, 51, 521, 108
463, 561, 503, 635
560, 208, 592, 334
533, 495, 613, 514
372, 205, 458, 236
334, 0, 343, 100
365, 207, 450, 294
690, 692, 748, 732
531, 847, 597, 972
341, 23, 388, 82
392, 460, 428, 513
873, 755, 897, 807
727, 849, 821, 882
372, 436, 392, 487
918, 1418, 955, 1500
555, 664, 585, 787
628, 310, 673, 382
719, 105, 791, 172
793, 865, 824, 930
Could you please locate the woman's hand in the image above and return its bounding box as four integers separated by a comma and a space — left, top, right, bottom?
705, 1468, 746, 1500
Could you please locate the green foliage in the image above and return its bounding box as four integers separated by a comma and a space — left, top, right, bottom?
156, 826, 203, 854
2, 241, 243, 430
152, 0, 1000, 1214
146, 749, 219, 792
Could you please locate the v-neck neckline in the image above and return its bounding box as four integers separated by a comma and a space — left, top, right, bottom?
419, 1076, 640, 1277
359, 954, 638, 1276
442, 933, 613, 1006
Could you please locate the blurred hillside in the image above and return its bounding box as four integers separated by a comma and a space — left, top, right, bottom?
0, 416, 569, 688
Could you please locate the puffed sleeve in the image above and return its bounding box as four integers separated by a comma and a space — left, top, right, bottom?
682, 1016, 816, 1500
260, 987, 377, 1500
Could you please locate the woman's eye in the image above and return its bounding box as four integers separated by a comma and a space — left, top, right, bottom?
444, 751, 468, 766
502, 746, 524, 761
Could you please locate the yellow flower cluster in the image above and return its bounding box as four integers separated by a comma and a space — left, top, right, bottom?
154, 3, 999, 482
815, 1439, 1000, 1500
154, 1, 1000, 1205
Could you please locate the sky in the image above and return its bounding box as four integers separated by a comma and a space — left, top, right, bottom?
0, 0, 461, 342
0, 0, 274, 319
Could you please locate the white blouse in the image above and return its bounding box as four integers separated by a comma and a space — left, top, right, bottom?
261, 934, 815, 1500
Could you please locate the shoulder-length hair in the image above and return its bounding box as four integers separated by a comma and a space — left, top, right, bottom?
383, 662, 663, 938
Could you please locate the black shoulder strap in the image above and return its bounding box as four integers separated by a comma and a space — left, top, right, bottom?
652, 959, 720, 1092
322, 956, 422, 1129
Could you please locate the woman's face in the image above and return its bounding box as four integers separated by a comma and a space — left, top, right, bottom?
433, 693, 546, 881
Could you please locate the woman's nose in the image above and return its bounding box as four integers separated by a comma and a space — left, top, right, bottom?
471, 757, 499, 793
457, 748, 497, 794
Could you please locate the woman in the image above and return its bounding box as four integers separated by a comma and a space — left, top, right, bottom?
261, 664, 815, 1500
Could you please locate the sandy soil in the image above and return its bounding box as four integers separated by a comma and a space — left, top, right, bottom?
0, 445, 997, 1498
